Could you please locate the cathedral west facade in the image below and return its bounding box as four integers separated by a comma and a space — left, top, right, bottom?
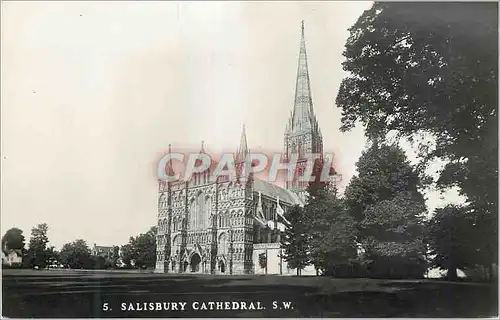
155, 22, 323, 275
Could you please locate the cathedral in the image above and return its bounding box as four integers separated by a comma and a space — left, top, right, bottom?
155, 22, 324, 275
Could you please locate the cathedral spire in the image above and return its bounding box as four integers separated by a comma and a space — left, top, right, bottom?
283, 21, 323, 195
235, 124, 248, 163
288, 20, 318, 135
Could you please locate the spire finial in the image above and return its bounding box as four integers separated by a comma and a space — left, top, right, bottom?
301, 20, 304, 35
166, 144, 175, 176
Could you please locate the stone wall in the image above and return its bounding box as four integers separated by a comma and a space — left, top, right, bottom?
252, 243, 317, 276
252, 243, 282, 275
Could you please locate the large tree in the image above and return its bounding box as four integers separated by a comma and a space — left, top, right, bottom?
361, 192, 427, 278
120, 242, 135, 268
27, 223, 50, 268
426, 205, 478, 280
121, 226, 157, 269
60, 239, 92, 269
304, 173, 358, 275
345, 143, 424, 224
133, 226, 157, 268
345, 143, 427, 278
318, 200, 358, 276
281, 205, 309, 275
336, 2, 498, 268
111, 245, 120, 268
2, 228, 25, 252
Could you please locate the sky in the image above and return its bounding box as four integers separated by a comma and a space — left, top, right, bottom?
1, 1, 464, 250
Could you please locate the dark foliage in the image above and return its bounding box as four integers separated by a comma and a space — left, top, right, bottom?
60, 239, 92, 269
26, 223, 50, 268
345, 143, 427, 278
336, 2, 498, 270
120, 226, 157, 268
281, 205, 309, 275
2, 228, 25, 252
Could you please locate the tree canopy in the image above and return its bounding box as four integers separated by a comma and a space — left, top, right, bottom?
304, 173, 358, 274
281, 205, 309, 275
60, 239, 92, 269
2, 228, 25, 252
345, 143, 427, 278
426, 205, 476, 280
337, 2, 497, 271
120, 226, 157, 269
345, 143, 425, 224
27, 223, 50, 268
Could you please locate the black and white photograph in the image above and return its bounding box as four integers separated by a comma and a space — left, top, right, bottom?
1, 1, 498, 318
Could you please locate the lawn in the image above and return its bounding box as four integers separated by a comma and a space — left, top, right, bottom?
2, 269, 497, 318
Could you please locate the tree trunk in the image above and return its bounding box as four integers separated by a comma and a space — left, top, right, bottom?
447, 267, 458, 281
296, 268, 299, 276
488, 263, 493, 281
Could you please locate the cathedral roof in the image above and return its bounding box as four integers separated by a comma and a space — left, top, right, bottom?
253, 178, 303, 206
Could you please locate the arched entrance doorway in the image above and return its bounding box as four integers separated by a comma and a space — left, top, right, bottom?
219, 260, 226, 273
190, 253, 201, 273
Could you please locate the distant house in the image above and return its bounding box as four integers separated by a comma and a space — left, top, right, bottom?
2, 249, 23, 267
92, 244, 114, 260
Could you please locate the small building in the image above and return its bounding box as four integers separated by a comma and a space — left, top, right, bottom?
2, 249, 23, 267
92, 244, 114, 259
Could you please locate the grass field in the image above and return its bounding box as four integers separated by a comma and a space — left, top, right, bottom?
2, 269, 497, 318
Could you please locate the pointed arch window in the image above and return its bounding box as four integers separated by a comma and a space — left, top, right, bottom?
189, 198, 196, 230
218, 233, 228, 255
205, 196, 212, 229
159, 194, 167, 208
195, 192, 204, 231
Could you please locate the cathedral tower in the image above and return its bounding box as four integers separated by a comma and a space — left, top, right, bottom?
284, 21, 323, 195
